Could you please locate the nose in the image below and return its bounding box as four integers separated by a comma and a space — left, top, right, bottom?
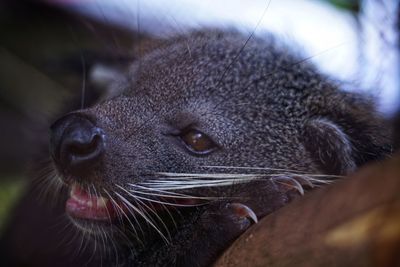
50, 114, 105, 174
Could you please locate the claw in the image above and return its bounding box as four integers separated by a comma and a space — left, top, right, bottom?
229, 203, 258, 224
272, 176, 305, 195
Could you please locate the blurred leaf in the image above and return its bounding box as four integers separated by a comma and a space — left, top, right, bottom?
0, 179, 25, 232
321, 0, 360, 12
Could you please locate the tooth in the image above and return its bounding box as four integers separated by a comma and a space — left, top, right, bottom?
70, 183, 78, 198
97, 197, 109, 208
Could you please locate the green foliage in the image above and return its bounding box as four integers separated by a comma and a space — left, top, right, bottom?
0, 179, 24, 232
321, 0, 360, 12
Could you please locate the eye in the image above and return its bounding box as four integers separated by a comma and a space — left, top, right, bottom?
180, 129, 218, 155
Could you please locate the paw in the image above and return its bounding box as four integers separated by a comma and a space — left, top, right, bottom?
172, 203, 258, 267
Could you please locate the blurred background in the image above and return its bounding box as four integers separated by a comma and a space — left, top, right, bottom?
0, 0, 398, 234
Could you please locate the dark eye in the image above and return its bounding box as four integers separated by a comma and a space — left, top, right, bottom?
180, 129, 218, 155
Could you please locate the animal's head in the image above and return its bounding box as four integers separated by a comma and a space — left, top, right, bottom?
48, 30, 392, 246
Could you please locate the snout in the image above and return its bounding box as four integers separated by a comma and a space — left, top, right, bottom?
49, 113, 106, 176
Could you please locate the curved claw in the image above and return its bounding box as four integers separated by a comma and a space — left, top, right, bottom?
229, 203, 258, 224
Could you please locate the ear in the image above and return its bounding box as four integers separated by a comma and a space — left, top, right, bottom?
302, 118, 356, 175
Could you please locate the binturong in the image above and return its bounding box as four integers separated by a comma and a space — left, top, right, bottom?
8, 29, 395, 267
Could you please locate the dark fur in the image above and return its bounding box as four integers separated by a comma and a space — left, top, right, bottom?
1, 29, 393, 267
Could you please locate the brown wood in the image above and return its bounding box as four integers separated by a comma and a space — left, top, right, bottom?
215, 154, 400, 267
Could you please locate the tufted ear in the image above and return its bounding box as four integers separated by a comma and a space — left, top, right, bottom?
302, 118, 357, 175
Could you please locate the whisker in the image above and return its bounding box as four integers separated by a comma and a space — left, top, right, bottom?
32, 169, 65, 207
200, 165, 313, 174
79, 51, 86, 109
142, 171, 338, 191
157, 171, 342, 179
127, 191, 203, 208
128, 187, 217, 200
130, 184, 194, 196
113, 191, 170, 244
141, 178, 261, 190
132, 185, 182, 229
118, 186, 172, 241
214, 0, 272, 88
103, 189, 142, 240
130, 184, 225, 201
156, 172, 264, 178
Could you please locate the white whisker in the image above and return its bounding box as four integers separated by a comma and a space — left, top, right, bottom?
129, 193, 204, 207
201, 165, 312, 174
113, 191, 170, 244
156, 172, 264, 178
117, 185, 172, 240
138, 170, 339, 192
103, 189, 143, 240
129, 184, 211, 198
128, 188, 216, 200
157, 172, 341, 179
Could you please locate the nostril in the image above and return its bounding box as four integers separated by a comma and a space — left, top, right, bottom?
61, 129, 104, 164
60, 127, 105, 172
50, 114, 106, 174
66, 133, 102, 157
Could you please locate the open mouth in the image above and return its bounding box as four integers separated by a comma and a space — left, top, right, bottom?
66, 183, 204, 223
66, 183, 117, 221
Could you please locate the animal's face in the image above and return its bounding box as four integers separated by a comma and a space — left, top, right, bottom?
48, 30, 391, 248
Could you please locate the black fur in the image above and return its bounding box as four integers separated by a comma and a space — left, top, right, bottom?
1, 29, 393, 267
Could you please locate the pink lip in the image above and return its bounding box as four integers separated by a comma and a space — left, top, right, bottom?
66, 184, 117, 221
65, 183, 204, 222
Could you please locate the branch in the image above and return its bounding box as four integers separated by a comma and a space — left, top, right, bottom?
215, 154, 400, 267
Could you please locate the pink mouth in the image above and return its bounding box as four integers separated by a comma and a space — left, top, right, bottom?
66, 183, 204, 222
66, 184, 117, 221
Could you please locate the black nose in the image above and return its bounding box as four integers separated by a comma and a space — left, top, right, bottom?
50, 114, 105, 174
